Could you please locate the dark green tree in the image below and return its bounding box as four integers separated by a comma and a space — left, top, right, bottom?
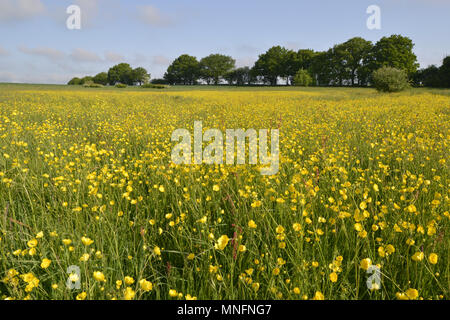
80, 76, 93, 85
440, 56, 450, 88
225, 67, 251, 86
293, 69, 313, 86
338, 37, 373, 86
107, 63, 134, 85
368, 35, 419, 77
199, 54, 235, 85
164, 54, 200, 85
132, 67, 150, 86
252, 46, 294, 85
310, 51, 336, 86
413, 65, 442, 87
93, 72, 108, 85
68, 77, 82, 85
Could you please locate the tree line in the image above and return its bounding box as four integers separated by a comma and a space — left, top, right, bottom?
68, 34, 450, 88
68, 63, 150, 86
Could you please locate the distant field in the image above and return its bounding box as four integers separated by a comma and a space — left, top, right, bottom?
2, 82, 450, 96
0, 85, 448, 300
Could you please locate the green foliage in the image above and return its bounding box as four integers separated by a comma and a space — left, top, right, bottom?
108, 63, 134, 85
369, 35, 419, 77
67, 77, 82, 85
141, 83, 169, 89
372, 67, 410, 92
115, 83, 127, 88
132, 67, 150, 85
414, 65, 442, 87
293, 69, 313, 86
83, 81, 104, 88
224, 67, 252, 85
338, 37, 373, 86
93, 72, 108, 86
80, 76, 93, 85
165, 54, 200, 85
440, 56, 450, 88
252, 46, 294, 85
199, 54, 235, 85
151, 78, 169, 85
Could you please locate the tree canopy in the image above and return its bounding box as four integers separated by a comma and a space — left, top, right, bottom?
68, 34, 446, 88
199, 54, 236, 85
164, 54, 200, 85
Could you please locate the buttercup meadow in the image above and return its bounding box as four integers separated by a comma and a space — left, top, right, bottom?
0, 86, 448, 300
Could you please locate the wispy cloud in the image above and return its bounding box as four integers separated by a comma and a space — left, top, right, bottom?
18, 46, 65, 60
0, 0, 46, 22
104, 51, 125, 63
152, 55, 171, 66
70, 48, 102, 63
0, 46, 9, 56
138, 5, 173, 27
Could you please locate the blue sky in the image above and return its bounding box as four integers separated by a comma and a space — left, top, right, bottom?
0, 0, 449, 84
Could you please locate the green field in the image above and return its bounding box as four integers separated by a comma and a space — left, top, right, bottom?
0, 84, 448, 300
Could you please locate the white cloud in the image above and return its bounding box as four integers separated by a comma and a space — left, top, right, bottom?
152, 55, 171, 66
104, 51, 125, 63
70, 48, 102, 62
0, 0, 45, 22
0, 46, 9, 55
138, 5, 173, 27
18, 46, 65, 60
0, 70, 71, 84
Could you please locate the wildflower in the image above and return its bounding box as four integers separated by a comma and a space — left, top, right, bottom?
412, 252, 424, 262
329, 272, 338, 283
169, 289, 178, 297
214, 235, 230, 250
405, 288, 419, 300
93, 271, 106, 282
428, 253, 438, 265
313, 291, 324, 300
124, 287, 135, 300
248, 220, 257, 229
139, 279, 153, 292
76, 292, 87, 300
360, 258, 372, 271
79, 253, 90, 262
124, 276, 135, 285
81, 236, 94, 246
27, 239, 38, 248
40, 258, 51, 269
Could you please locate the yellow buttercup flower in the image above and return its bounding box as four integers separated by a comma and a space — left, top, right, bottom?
214, 235, 230, 250
27, 239, 38, 248
329, 272, 338, 283
169, 289, 178, 297
405, 288, 419, 300
81, 236, 94, 246
76, 292, 87, 300
412, 252, 424, 262
124, 287, 135, 300
428, 253, 438, 264
93, 271, 106, 282
139, 279, 153, 292
248, 220, 257, 229
124, 276, 135, 285
360, 258, 372, 271
40, 258, 51, 269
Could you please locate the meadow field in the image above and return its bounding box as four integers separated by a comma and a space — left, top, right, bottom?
0, 84, 448, 300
